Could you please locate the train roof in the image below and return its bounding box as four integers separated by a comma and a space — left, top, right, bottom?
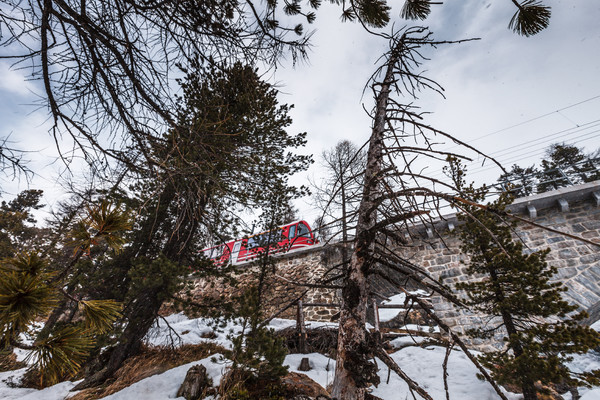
202, 220, 312, 250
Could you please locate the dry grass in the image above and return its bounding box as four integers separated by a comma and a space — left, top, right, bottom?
70, 342, 225, 400
0, 351, 25, 372
276, 326, 338, 357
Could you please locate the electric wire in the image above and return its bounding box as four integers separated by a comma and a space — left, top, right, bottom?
424, 119, 600, 180
443, 94, 600, 150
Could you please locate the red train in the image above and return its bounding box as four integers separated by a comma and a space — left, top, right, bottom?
201, 220, 318, 266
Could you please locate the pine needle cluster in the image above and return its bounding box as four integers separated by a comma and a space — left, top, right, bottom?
400, 0, 552, 37
509, 0, 551, 37
0, 200, 130, 386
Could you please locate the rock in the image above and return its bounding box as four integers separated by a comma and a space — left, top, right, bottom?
177, 364, 212, 400
281, 371, 330, 399
534, 382, 564, 400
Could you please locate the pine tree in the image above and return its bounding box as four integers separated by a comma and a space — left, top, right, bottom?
67, 61, 312, 389
0, 190, 45, 258
0, 200, 129, 386
537, 143, 600, 192
450, 159, 600, 399
400, 0, 551, 36
497, 164, 538, 197
220, 210, 292, 398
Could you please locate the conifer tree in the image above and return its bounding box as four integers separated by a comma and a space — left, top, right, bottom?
0, 200, 129, 386
537, 143, 600, 192
449, 158, 600, 400
497, 164, 538, 197
0, 190, 45, 258
220, 204, 293, 398
400, 0, 551, 37
68, 61, 311, 389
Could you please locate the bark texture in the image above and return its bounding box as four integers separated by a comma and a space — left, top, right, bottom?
331, 35, 399, 400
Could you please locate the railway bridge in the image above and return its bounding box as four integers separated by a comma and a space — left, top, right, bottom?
191, 181, 600, 336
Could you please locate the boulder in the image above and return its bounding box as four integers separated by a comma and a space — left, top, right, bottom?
281, 371, 330, 399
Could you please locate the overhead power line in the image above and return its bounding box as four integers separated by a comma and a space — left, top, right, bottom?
422, 95, 600, 179
457, 94, 600, 147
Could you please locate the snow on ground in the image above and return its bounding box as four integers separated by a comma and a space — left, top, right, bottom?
283, 348, 521, 400
144, 314, 339, 350
378, 290, 433, 323
270, 318, 338, 332
566, 350, 600, 399
389, 335, 427, 348
285, 353, 336, 389
372, 346, 520, 400
581, 388, 600, 400
379, 293, 407, 322
145, 313, 241, 348
2, 313, 600, 400
102, 355, 230, 400
0, 368, 80, 400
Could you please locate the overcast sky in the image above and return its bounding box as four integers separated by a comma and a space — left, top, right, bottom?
1, 0, 599, 224
273, 0, 600, 221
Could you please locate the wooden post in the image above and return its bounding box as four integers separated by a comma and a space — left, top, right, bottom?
373, 298, 380, 333
297, 299, 307, 354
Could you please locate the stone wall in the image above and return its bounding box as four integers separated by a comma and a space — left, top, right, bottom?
189, 182, 600, 343
189, 245, 342, 322
392, 181, 600, 343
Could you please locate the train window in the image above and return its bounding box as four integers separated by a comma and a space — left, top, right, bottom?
248, 228, 284, 249
268, 229, 283, 243
289, 225, 296, 239
204, 245, 223, 259
298, 222, 310, 238
248, 236, 259, 249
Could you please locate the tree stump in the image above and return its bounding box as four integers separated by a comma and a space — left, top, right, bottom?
298, 357, 311, 371
176, 364, 212, 400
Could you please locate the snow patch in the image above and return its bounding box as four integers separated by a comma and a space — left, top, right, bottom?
2, 313, 599, 400
103, 355, 229, 400
284, 352, 336, 389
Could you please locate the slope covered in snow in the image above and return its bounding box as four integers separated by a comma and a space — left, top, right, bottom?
1, 313, 599, 400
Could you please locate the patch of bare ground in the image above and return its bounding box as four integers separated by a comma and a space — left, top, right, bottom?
70, 342, 225, 400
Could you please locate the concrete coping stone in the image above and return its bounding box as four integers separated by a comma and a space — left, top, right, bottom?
401, 180, 600, 238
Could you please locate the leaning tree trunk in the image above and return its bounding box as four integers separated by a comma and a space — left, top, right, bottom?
491, 271, 538, 400
74, 182, 204, 390
331, 39, 399, 400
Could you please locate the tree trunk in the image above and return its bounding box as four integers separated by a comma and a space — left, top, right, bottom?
74, 182, 204, 390
331, 38, 400, 400
340, 173, 350, 273
37, 297, 68, 339
73, 284, 164, 390
177, 364, 211, 400
489, 265, 538, 400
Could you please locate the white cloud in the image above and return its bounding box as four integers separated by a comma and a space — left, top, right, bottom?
2, 1, 599, 221
271, 1, 600, 219
0, 62, 36, 96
